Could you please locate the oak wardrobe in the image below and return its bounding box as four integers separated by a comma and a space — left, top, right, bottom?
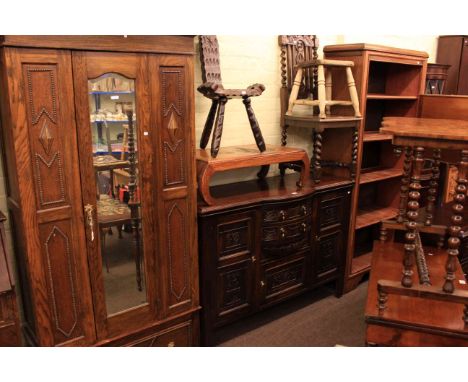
0, 36, 199, 346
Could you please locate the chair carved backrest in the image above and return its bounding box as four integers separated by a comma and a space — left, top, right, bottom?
279, 35, 318, 129
199, 35, 223, 87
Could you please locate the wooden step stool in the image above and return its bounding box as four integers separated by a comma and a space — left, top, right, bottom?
287, 59, 361, 118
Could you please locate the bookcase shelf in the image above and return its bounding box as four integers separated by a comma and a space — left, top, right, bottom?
367, 94, 418, 100
356, 206, 398, 230
359, 168, 403, 185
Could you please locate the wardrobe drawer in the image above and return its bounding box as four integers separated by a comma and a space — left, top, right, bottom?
262, 199, 311, 224
129, 321, 193, 347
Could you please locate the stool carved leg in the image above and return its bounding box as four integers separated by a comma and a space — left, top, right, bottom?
425, 149, 441, 226
398, 147, 413, 223
317, 65, 326, 118
287, 68, 303, 114
346, 67, 361, 117
210, 97, 227, 158
403, 146, 424, 288
243, 96, 266, 153
200, 99, 219, 149
443, 150, 467, 293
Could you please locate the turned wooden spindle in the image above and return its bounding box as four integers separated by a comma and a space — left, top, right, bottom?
402, 146, 424, 288
443, 150, 468, 293
437, 235, 445, 249
288, 68, 303, 114
325, 68, 332, 115
379, 226, 388, 242
126, 110, 143, 291
312, 130, 322, 183
317, 65, 326, 118
398, 146, 413, 223
345, 66, 361, 117
377, 283, 388, 311
351, 125, 358, 180
281, 125, 288, 146
425, 149, 441, 226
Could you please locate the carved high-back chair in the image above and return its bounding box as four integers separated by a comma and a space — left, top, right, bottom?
279, 35, 319, 146
198, 35, 267, 158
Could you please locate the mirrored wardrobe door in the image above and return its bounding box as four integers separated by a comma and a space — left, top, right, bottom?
72, 52, 157, 341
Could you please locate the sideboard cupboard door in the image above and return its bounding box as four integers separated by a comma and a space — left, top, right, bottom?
1, 48, 96, 346
73, 51, 158, 340
149, 55, 199, 318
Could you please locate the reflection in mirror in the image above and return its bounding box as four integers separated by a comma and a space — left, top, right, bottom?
89, 73, 147, 315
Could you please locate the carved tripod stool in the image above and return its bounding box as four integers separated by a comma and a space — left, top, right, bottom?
198, 35, 267, 159
287, 59, 361, 119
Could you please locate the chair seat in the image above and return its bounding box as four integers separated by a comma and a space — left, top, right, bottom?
197, 82, 265, 99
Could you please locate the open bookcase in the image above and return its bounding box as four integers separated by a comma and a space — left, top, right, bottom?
324, 44, 428, 293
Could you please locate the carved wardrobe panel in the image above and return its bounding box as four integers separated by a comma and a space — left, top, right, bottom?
0, 48, 95, 346
151, 55, 197, 318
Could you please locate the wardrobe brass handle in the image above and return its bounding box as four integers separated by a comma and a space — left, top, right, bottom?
302, 223, 307, 233
280, 227, 286, 239
260, 281, 265, 287
84, 204, 95, 242
168, 341, 175, 347
302, 205, 307, 215
279, 210, 286, 221
251, 256, 257, 263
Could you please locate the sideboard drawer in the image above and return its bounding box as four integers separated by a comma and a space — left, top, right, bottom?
261, 218, 311, 257
262, 198, 311, 224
